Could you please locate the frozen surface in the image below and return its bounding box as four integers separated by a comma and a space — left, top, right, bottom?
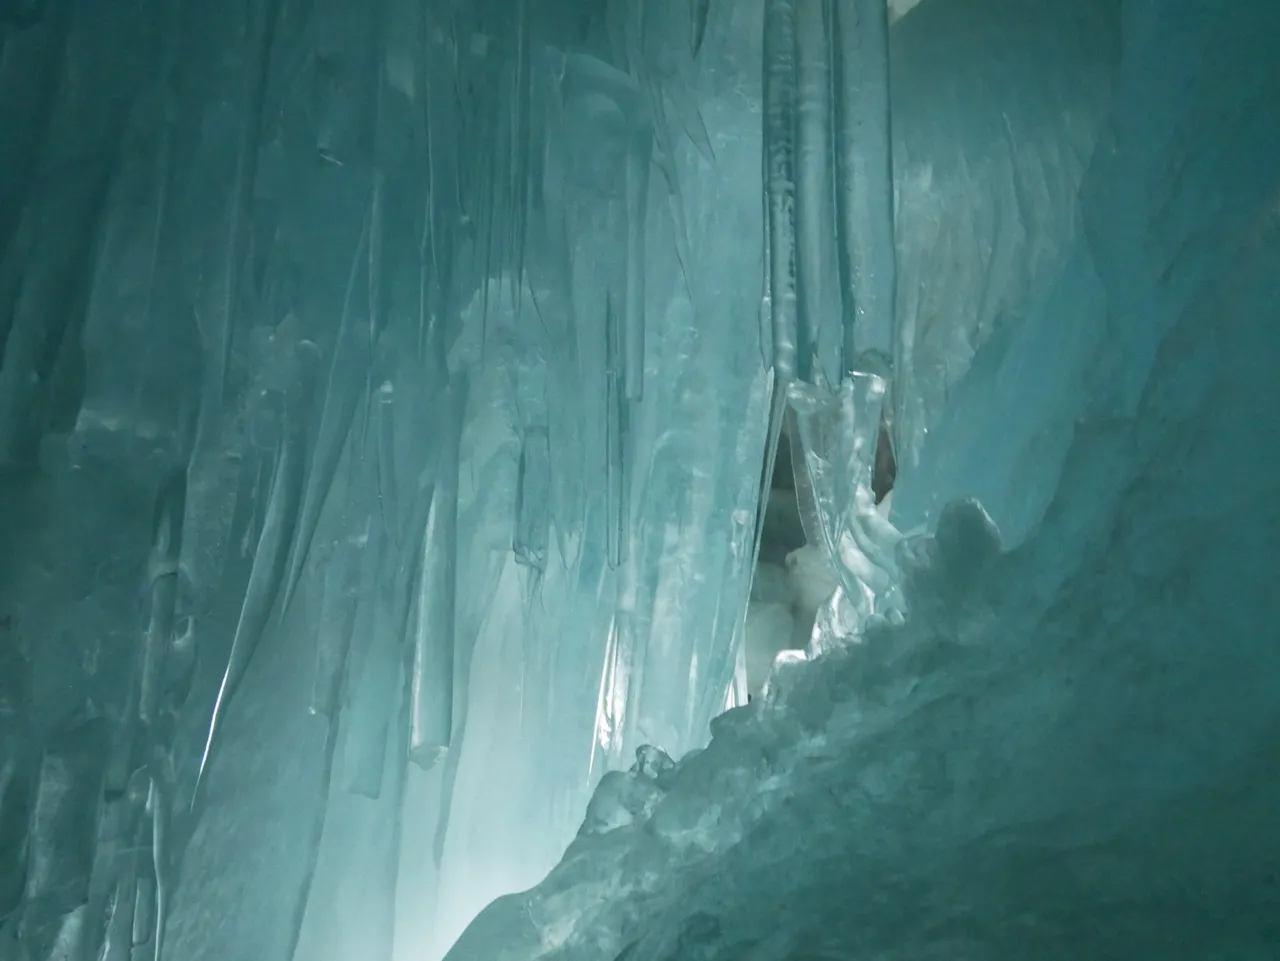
1, 0, 1277, 958
440, 0, 1280, 959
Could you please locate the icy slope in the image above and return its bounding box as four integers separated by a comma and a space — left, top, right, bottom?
441, 1, 1280, 957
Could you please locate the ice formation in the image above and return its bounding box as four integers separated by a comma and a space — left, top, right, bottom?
1, 0, 1278, 958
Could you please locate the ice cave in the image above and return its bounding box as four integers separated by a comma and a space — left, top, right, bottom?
1, 0, 1278, 957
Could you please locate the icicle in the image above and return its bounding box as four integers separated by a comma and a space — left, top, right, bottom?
308, 531, 362, 718
217, 0, 282, 402
329, 490, 380, 795
417, 201, 435, 368
131, 834, 154, 947
374, 379, 398, 536
794, 0, 840, 385
623, 122, 651, 401
478, 144, 498, 363
697, 367, 774, 729
558, 53, 651, 399
193, 340, 319, 803
100, 866, 137, 961
415, 4, 443, 367
21, 714, 112, 960
0, 641, 33, 925
368, 170, 388, 340
605, 295, 628, 570
138, 468, 187, 727
590, 613, 627, 776
140, 0, 184, 407
341, 398, 426, 796
408, 374, 468, 768
763, 0, 800, 386
0, 127, 122, 468
144, 773, 171, 961
339, 543, 398, 799
831, 0, 898, 375
647, 86, 696, 300
416, 171, 451, 382
369, 0, 390, 342
786, 405, 825, 545
284, 681, 344, 961
514, 425, 551, 570
613, 546, 649, 765
379, 671, 418, 961
509, 0, 533, 302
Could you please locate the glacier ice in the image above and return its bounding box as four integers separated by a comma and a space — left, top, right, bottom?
0, 0, 1278, 958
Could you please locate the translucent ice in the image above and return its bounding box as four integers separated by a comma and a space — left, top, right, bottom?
440, 0, 1280, 957
3, 0, 1277, 959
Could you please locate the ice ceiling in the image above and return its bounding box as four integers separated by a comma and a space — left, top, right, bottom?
1, 0, 1278, 959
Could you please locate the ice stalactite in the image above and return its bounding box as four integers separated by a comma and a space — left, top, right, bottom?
216, 0, 282, 406
17, 717, 112, 960
514, 424, 552, 571
408, 375, 467, 769
193, 329, 320, 801
793, 0, 841, 388
604, 294, 629, 572
762, 0, 799, 388
831, 0, 898, 379
760, 0, 904, 671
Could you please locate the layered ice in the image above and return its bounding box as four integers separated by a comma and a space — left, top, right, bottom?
0, 0, 1277, 958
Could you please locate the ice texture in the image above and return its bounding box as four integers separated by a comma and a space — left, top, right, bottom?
788, 373, 904, 632
0, 0, 1277, 958
437, 0, 1280, 957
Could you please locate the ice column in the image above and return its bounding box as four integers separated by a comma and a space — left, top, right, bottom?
763, 0, 800, 386
764, 0, 905, 651
408, 375, 467, 768
832, 0, 899, 386
794, 0, 843, 387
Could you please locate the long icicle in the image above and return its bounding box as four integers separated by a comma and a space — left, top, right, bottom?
753, 0, 801, 642
408, 374, 466, 766
217, 0, 282, 402
193, 345, 318, 804
831, 0, 899, 416
763, 0, 800, 387
793, 0, 838, 385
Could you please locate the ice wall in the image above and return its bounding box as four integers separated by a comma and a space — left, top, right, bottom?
2, 0, 1276, 959
3, 0, 776, 958
440, 0, 1280, 957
